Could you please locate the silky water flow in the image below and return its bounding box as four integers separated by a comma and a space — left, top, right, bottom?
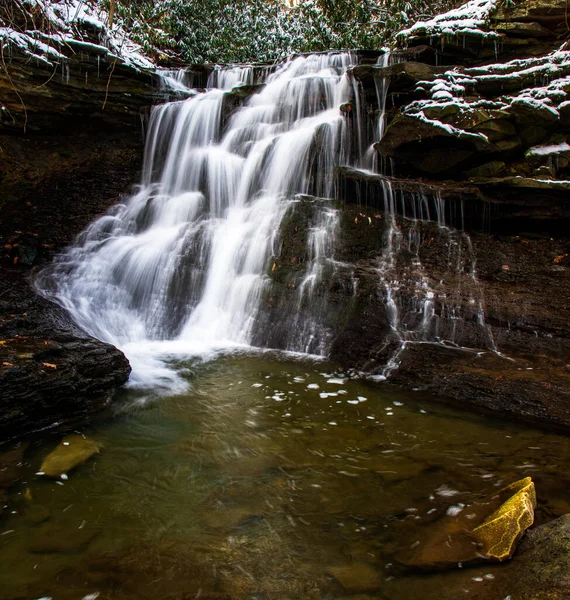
37, 52, 494, 389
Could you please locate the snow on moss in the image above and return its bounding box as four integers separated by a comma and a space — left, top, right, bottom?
397, 0, 499, 43
526, 142, 570, 157
398, 45, 570, 141
1, 0, 154, 70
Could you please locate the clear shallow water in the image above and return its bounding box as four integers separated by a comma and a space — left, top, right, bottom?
1, 354, 569, 600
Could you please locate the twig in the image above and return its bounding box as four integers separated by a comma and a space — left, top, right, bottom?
102, 57, 117, 110
0, 41, 27, 133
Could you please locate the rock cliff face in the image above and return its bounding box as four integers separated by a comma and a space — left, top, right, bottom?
297, 0, 570, 430
0, 1, 175, 440
0, 0, 171, 132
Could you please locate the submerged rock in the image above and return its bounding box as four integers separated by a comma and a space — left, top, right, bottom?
326, 564, 383, 593
40, 434, 102, 477
28, 523, 100, 554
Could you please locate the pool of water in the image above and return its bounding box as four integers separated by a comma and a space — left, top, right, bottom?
1, 353, 569, 600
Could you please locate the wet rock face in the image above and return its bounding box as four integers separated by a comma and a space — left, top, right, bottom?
508, 514, 570, 599
0, 128, 139, 441
0, 0, 175, 134
0, 319, 130, 442
353, 1, 570, 182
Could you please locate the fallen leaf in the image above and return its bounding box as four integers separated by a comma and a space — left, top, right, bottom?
42, 362, 57, 369
271, 262, 276, 272
2, 362, 13, 367
554, 254, 567, 264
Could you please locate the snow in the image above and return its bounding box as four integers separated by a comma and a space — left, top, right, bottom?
398, 0, 499, 43
398, 45, 570, 142
526, 143, 570, 157
1, 0, 154, 71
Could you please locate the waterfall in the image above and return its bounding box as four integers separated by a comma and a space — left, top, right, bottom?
37, 50, 497, 390
37, 53, 359, 389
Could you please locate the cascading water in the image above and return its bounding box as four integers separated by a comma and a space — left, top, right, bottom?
37, 50, 497, 390
37, 53, 359, 389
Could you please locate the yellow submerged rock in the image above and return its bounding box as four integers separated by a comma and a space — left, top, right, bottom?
40, 434, 102, 478
472, 477, 536, 561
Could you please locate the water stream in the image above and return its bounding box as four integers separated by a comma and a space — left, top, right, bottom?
1, 355, 569, 600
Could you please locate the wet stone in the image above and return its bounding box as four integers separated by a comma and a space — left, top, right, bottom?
39, 434, 102, 478
472, 477, 537, 561
326, 564, 383, 593
23, 505, 52, 526
396, 522, 484, 572
27, 524, 100, 554
0, 441, 29, 489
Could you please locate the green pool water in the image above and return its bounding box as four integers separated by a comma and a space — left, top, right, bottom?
1, 353, 569, 600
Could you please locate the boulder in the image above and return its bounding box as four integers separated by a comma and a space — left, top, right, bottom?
396, 478, 537, 571
506, 514, 570, 599
472, 477, 537, 561
28, 523, 100, 553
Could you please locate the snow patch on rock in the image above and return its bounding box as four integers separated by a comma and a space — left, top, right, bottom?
397, 0, 499, 43
0, 0, 154, 70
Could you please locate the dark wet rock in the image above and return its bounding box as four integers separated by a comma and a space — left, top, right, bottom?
396, 478, 537, 572
396, 525, 484, 572
506, 514, 570, 599
0, 128, 138, 441
0, 20, 174, 133
0, 328, 130, 441
464, 161, 506, 179
326, 564, 383, 593
40, 434, 102, 477
322, 180, 570, 430
0, 440, 28, 490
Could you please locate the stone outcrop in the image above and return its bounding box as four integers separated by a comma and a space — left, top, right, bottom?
315, 0, 570, 429
0, 0, 175, 132
351, 1, 570, 183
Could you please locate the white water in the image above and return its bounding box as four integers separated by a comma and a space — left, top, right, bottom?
38, 51, 497, 390
37, 53, 358, 389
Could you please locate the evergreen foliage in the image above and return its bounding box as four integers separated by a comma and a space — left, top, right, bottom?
109, 0, 458, 64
